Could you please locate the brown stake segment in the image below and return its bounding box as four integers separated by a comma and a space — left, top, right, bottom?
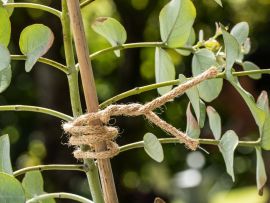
65, 1, 119, 203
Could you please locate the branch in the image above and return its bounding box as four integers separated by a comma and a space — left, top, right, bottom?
11, 55, 69, 74
26, 192, 93, 203
99, 69, 270, 108
13, 164, 84, 177
119, 138, 261, 153
0, 105, 72, 121
80, 0, 95, 8
3, 3, 62, 18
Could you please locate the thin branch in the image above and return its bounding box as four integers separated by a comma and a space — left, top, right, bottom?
26, 192, 93, 203
99, 69, 270, 108
13, 164, 84, 177
0, 105, 73, 121
80, 0, 95, 8
119, 138, 261, 153
3, 3, 62, 18
11, 55, 69, 74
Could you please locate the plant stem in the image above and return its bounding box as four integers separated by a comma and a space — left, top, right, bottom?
3, 3, 61, 18
26, 192, 93, 203
10, 55, 69, 74
13, 164, 84, 177
0, 105, 72, 121
80, 0, 95, 8
66, 1, 118, 203
119, 138, 261, 153
100, 69, 270, 108
61, 1, 104, 203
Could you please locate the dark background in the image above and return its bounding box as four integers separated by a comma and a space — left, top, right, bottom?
3, 0, 270, 202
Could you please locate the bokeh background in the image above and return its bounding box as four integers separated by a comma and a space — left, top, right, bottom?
2, 0, 270, 202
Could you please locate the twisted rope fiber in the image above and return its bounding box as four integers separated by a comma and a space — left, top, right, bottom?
63, 67, 218, 159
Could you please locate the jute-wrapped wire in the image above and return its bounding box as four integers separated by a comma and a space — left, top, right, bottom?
63, 67, 218, 159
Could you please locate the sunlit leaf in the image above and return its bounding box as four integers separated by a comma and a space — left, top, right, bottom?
242, 61, 261, 80
230, 22, 249, 45
159, 0, 196, 47
207, 106, 222, 140
176, 28, 195, 56
192, 48, 223, 102
19, 24, 54, 72
1, 0, 14, 16
92, 17, 127, 57
143, 133, 164, 163
219, 130, 239, 182
214, 0, 223, 7
0, 172, 25, 203
155, 48, 175, 95
186, 103, 200, 139
0, 45, 10, 72
255, 147, 267, 196
0, 135, 12, 174
243, 38, 251, 54
0, 7, 11, 47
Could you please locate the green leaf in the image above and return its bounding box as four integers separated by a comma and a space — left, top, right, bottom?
0, 45, 10, 72
159, 0, 196, 47
0, 172, 25, 203
206, 106, 221, 140
230, 22, 249, 45
242, 61, 261, 80
19, 24, 54, 72
255, 147, 267, 196
22, 171, 56, 203
192, 48, 223, 102
0, 65, 12, 93
0, 7, 11, 47
175, 28, 195, 56
218, 130, 239, 182
256, 91, 269, 114
143, 133, 164, 163
92, 17, 127, 57
221, 26, 240, 74
155, 48, 175, 95
186, 103, 200, 139
199, 100, 206, 128
2, 0, 14, 16
214, 0, 223, 7
0, 135, 12, 174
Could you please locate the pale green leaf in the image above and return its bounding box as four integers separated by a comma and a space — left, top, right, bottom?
0, 135, 12, 174
207, 106, 221, 140
143, 133, 164, 163
256, 91, 269, 114
176, 28, 195, 56
214, 0, 223, 7
199, 99, 206, 128
0, 7, 11, 47
0, 65, 12, 93
192, 48, 223, 102
186, 103, 200, 139
255, 147, 267, 196
230, 22, 249, 45
0, 45, 10, 71
159, 0, 196, 47
92, 17, 127, 57
243, 38, 251, 54
242, 61, 261, 80
219, 130, 239, 182
155, 48, 175, 95
19, 24, 54, 72
0, 172, 25, 203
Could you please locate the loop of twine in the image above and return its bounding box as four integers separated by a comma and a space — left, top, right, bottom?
63, 67, 218, 159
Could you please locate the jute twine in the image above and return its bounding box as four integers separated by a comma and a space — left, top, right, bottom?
63, 67, 218, 159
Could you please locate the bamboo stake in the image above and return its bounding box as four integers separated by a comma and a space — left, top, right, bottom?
66, 1, 119, 203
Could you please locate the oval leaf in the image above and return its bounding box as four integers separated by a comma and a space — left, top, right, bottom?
186, 103, 200, 139
192, 48, 223, 102
230, 22, 249, 45
176, 28, 196, 56
0, 45, 10, 72
255, 147, 267, 196
0, 135, 12, 174
207, 106, 221, 140
199, 99, 206, 128
143, 133, 164, 163
19, 24, 54, 72
0, 65, 12, 93
159, 0, 196, 47
155, 48, 175, 95
242, 61, 261, 80
0, 7, 11, 47
218, 130, 239, 182
92, 17, 127, 57
0, 172, 25, 203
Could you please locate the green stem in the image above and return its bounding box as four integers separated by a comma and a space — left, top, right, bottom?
0, 105, 72, 121
11, 55, 69, 74
80, 0, 95, 8
119, 138, 261, 153
26, 192, 93, 203
100, 69, 270, 108
61, 1, 104, 203
3, 3, 61, 18
13, 164, 84, 177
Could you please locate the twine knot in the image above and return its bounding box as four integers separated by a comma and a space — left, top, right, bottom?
63, 67, 218, 159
